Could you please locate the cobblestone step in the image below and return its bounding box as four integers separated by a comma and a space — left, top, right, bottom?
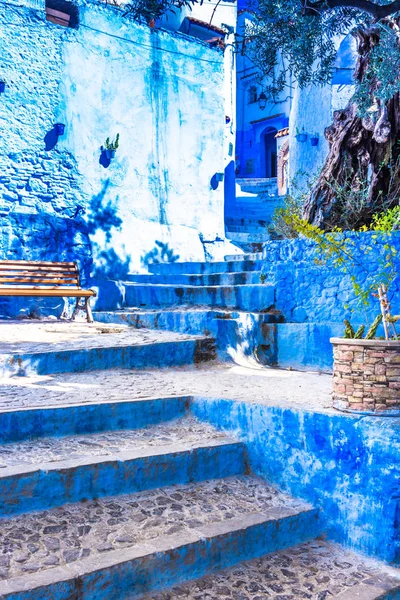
123, 284, 275, 312
0, 420, 243, 517
0, 395, 193, 443
0, 330, 216, 377
140, 539, 400, 599
226, 232, 271, 243
148, 260, 264, 275
125, 271, 262, 285
0, 475, 320, 599
224, 252, 263, 261
94, 308, 280, 339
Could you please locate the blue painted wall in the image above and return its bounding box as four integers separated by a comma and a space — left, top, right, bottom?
263, 232, 400, 326
0, 0, 228, 316
192, 396, 400, 564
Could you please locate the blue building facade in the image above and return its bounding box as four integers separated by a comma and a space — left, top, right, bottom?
0, 0, 239, 318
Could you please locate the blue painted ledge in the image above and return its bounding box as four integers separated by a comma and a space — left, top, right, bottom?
0, 397, 191, 444
191, 397, 400, 564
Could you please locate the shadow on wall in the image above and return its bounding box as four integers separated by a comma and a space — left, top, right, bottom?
87, 180, 130, 280
44, 127, 59, 151
99, 149, 111, 169
141, 241, 180, 268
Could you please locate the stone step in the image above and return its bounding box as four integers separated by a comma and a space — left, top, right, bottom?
226, 232, 271, 243
0, 395, 191, 444
225, 217, 269, 227
125, 271, 262, 285
229, 194, 283, 211
0, 475, 320, 599
225, 224, 269, 233
141, 538, 400, 600
94, 308, 280, 339
148, 259, 264, 275
0, 329, 216, 378
224, 252, 263, 262
123, 284, 275, 312
0, 416, 244, 516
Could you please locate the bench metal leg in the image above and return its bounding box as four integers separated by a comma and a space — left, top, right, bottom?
85, 297, 94, 324
71, 298, 81, 321
71, 298, 94, 324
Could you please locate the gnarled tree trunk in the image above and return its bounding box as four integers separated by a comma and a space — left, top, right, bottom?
303, 26, 400, 228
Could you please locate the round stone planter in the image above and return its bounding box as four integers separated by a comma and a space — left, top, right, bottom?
331, 337, 400, 415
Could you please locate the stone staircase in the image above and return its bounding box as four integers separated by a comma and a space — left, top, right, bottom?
94, 258, 282, 365
0, 324, 216, 378
0, 394, 322, 599
224, 179, 284, 251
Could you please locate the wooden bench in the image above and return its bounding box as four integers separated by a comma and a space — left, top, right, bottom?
0, 260, 96, 323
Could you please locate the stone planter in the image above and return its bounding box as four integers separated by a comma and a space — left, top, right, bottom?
331, 338, 400, 415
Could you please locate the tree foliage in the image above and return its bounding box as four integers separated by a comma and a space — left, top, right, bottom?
245, 0, 400, 113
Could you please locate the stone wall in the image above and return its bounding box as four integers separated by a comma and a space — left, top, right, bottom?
193, 396, 400, 564
262, 233, 400, 327
332, 339, 400, 413
0, 0, 230, 316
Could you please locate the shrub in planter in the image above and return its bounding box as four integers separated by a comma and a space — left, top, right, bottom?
284, 208, 400, 414
295, 127, 307, 143
104, 133, 120, 160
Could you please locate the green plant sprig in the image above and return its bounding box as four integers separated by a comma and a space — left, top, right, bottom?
104, 133, 120, 151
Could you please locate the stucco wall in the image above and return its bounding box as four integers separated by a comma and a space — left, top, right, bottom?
262, 233, 400, 326
192, 396, 400, 563
0, 0, 228, 291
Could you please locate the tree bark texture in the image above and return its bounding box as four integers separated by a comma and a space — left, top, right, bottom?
303, 27, 400, 228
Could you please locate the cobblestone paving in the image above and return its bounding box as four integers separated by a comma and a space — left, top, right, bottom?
0, 476, 308, 580
0, 321, 201, 354
0, 363, 332, 413
0, 416, 227, 468
142, 539, 400, 600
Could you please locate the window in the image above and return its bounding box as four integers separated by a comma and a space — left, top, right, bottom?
248, 86, 258, 104
45, 0, 79, 28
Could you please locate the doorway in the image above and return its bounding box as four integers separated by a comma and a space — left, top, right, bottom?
261, 128, 277, 178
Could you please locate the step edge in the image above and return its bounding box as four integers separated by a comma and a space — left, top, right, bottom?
0, 337, 212, 358
0, 438, 242, 479
0, 395, 194, 416
0, 507, 317, 596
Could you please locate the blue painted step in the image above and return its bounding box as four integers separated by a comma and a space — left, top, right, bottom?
0, 337, 215, 377
126, 271, 262, 285
0, 478, 320, 599
0, 436, 243, 517
124, 284, 275, 312
148, 260, 264, 275
0, 396, 191, 444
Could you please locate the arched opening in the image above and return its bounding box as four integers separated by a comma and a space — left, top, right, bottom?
45, 0, 79, 28
261, 127, 277, 178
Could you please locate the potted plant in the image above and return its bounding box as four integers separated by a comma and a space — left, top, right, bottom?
295, 127, 307, 142
310, 133, 319, 146
286, 208, 400, 414
55, 123, 66, 136
104, 133, 120, 160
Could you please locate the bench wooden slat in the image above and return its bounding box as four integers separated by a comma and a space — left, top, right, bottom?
0, 288, 95, 297
0, 260, 76, 267
0, 278, 79, 285
0, 269, 77, 275
0, 266, 78, 274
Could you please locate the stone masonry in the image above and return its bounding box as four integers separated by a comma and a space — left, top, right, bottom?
331, 338, 400, 413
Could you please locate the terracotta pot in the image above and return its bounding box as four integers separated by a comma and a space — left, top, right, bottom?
331, 337, 400, 415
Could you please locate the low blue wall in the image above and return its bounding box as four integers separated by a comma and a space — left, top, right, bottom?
192, 397, 400, 564
262, 232, 400, 325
